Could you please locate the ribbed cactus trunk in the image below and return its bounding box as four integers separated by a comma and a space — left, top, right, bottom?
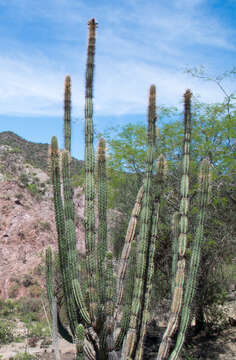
46, 18, 213, 360
84, 18, 97, 324
169, 159, 211, 360
157, 89, 192, 360
121, 85, 157, 359
135, 154, 167, 360
64, 75, 71, 153
46, 247, 60, 360
97, 137, 108, 308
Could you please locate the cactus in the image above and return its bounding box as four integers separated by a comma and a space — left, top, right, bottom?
168, 159, 211, 360
157, 89, 192, 360
64, 75, 71, 153
47, 19, 212, 360
84, 18, 97, 324
45, 247, 60, 360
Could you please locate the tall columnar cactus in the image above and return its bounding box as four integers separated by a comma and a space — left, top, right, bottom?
47, 18, 212, 360
84, 19, 97, 324
64, 75, 71, 153
169, 159, 211, 360
171, 212, 180, 297
157, 89, 192, 360
97, 137, 108, 308
121, 85, 157, 359
46, 247, 60, 360
135, 154, 167, 360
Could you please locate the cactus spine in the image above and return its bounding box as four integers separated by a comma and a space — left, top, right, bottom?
64, 75, 71, 153
157, 89, 192, 360
47, 19, 213, 360
135, 154, 167, 360
121, 85, 157, 359
84, 19, 97, 323
97, 137, 108, 307
169, 159, 211, 360
171, 212, 180, 297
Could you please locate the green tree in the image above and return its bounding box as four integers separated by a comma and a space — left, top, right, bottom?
102, 71, 236, 331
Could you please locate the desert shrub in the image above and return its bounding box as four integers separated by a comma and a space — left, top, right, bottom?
8, 284, 20, 299
18, 297, 42, 320
39, 221, 51, 232
27, 183, 38, 196
13, 353, 36, 360
26, 320, 50, 338
0, 299, 18, 318
0, 321, 14, 344
204, 303, 229, 333
29, 284, 43, 298
22, 274, 34, 288
19, 173, 29, 186
10, 276, 21, 284
15, 193, 24, 201
8, 147, 21, 154
32, 263, 44, 276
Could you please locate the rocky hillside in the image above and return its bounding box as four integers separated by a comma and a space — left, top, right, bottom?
0, 131, 84, 175
0, 132, 86, 300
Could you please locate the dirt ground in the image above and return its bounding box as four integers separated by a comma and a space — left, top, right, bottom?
0, 337, 76, 360
0, 302, 235, 360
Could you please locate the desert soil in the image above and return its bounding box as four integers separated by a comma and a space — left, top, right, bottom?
0, 302, 235, 360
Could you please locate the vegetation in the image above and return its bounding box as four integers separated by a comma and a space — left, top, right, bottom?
45, 19, 218, 360
100, 66, 236, 334
0, 131, 84, 176
0, 320, 14, 344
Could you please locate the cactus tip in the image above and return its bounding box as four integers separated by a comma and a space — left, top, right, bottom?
65, 75, 71, 86
88, 18, 98, 35
149, 84, 156, 96
184, 89, 192, 102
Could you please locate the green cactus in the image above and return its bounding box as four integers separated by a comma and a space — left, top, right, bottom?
97, 137, 108, 309
47, 18, 212, 360
64, 75, 71, 153
169, 159, 211, 360
135, 154, 167, 360
84, 19, 97, 324
76, 324, 85, 360
46, 246, 53, 317
157, 89, 192, 360
171, 212, 180, 297
121, 84, 157, 359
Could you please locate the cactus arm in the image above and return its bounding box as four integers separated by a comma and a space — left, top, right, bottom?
72, 279, 91, 325
171, 212, 180, 297
114, 240, 137, 351
103, 251, 116, 353
84, 18, 98, 322
46, 246, 54, 317
62, 151, 75, 222
135, 155, 167, 360
50, 137, 78, 337
57, 311, 74, 343
122, 85, 157, 358
157, 89, 192, 360
115, 184, 144, 319
64, 75, 71, 153
76, 324, 85, 360
97, 138, 108, 309
169, 159, 211, 360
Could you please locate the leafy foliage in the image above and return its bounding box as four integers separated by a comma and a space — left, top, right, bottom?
101, 71, 236, 333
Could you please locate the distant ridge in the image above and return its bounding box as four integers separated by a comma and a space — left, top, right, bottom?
0, 131, 84, 175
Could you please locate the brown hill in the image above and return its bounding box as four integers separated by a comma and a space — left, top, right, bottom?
0, 132, 86, 300
0, 131, 84, 175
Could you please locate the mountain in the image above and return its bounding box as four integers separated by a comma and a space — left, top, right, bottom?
0, 131, 86, 300
0, 131, 84, 175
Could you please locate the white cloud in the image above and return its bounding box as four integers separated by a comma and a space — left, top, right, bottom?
0, 0, 234, 117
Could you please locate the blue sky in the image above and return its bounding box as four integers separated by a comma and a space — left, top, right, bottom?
0, 0, 235, 159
